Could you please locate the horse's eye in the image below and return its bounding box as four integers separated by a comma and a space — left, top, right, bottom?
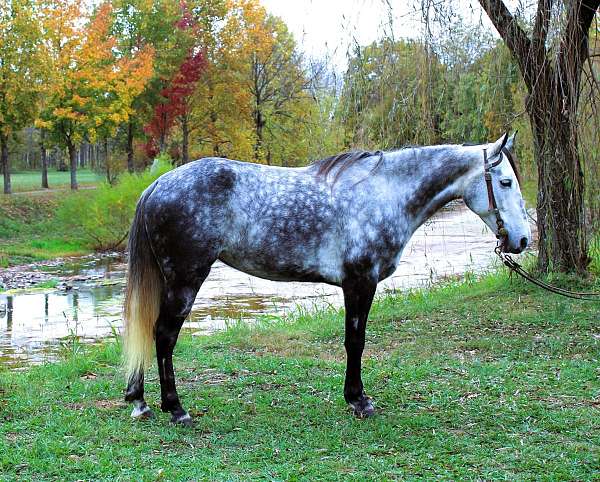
500, 179, 512, 188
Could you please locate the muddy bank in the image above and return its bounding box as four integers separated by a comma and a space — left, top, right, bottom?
0, 253, 123, 292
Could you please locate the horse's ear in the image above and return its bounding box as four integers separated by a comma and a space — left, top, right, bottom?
488, 132, 509, 157
505, 131, 517, 151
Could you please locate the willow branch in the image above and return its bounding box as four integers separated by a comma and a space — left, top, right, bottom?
478, 0, 536, 90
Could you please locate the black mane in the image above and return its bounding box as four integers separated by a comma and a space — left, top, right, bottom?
312, 149, 384, 183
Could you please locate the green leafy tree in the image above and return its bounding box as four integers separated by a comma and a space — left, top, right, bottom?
0, 0, 46, 194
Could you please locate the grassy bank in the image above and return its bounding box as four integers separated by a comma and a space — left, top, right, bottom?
0, 160, 171, 266
0, 194, 90, 266
0, 269, 598, 480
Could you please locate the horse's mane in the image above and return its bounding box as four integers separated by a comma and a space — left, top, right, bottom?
312, 149, 384, 183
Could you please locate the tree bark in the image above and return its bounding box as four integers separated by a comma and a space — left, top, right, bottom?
104, 138, 113, 184
531, 98, 587, 271
181, 114, 189, 165
40, 130, 48, 189
1, 133, 10, 195
67, 140, 78, 190
478, 0, 599, 273
127, 120, 134, 173
254, 108, 265, 163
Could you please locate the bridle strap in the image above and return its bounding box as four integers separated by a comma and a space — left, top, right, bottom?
483, 148, 507, 239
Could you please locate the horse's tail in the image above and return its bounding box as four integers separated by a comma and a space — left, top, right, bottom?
123, 185, 162, 380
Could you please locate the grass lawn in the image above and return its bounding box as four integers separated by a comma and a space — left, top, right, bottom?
3, 169, 103, 193
0, 269, 598, 480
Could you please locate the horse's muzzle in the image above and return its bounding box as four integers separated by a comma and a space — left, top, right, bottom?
499, 235, 528, 254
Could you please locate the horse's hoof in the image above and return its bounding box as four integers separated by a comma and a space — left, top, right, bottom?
349, 397, 375, 418
131, 402, 154, 420
171, 412, 193, 427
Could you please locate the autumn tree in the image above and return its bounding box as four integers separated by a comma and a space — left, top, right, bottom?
111, 0, 184, 172
143, 2, 209, 162
248, 14, 317, 163
191, 0, 256, 160
37, 1, 152, 189
0, 0, 46, 194
216, 1, 316, 163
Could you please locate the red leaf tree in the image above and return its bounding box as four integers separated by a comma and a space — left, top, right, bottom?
144, 3, 207, 162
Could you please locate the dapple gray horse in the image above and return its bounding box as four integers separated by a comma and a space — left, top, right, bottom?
123, 132, 530, 425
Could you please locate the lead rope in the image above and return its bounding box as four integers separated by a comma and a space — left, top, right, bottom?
483, 147, 599, 300
494, 245, 600, 301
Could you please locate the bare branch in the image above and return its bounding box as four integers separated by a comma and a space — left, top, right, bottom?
557, 0, 600, 107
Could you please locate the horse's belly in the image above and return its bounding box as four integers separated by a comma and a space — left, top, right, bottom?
218, 249, 337, 285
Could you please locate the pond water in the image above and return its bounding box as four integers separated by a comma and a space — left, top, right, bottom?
0, 202, 507, 367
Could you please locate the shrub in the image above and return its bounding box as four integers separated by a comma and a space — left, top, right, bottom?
57, 155, 172, 250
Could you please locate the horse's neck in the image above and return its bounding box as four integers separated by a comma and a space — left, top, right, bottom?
385, 145, 478, 229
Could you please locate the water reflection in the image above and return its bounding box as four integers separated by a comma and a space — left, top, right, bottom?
0, 202, 507, 367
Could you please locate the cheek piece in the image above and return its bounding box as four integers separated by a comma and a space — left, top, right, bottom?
483, 148, 509, 249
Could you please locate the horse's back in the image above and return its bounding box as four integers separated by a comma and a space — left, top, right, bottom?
142, 158, 343, 283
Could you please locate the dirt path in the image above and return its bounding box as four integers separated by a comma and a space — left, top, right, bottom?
10, 185, 97, 196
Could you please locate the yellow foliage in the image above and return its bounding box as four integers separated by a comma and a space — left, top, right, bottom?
39, 0, 154, 149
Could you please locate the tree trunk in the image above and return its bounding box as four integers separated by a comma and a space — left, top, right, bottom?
530, 96, 588, 272
181, 114, 189, 165
254, 109, 265, 163
90, 143, 96, 170
127, 120, 134, 173
159, 111, 167, 153
67, 140, 78, 190
104, 138, 112, 184
210, 108, 220, 156
477, 0, 598, 273
40, 130, 48, 189
1, 133, 10, 195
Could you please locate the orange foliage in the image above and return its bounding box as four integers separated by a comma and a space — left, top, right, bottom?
38, 1, 154, 146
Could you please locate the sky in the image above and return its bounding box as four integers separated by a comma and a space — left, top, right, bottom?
259, 0, 499, 70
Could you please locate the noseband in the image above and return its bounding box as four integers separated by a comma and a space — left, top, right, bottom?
483, 148, 509, 243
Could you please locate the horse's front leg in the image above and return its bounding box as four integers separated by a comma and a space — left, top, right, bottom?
341, 276, 377, 417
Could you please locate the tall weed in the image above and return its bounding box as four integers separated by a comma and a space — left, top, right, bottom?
57, 156, 172, 250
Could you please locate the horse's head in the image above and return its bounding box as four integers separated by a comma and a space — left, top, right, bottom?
463, 132, 531, 254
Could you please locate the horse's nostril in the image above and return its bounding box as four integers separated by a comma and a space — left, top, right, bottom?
520, 237, 528, 249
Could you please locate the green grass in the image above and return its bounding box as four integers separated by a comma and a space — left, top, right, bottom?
0, 194, 90, 265
1, 270, 598, 480
3, 169, 103, 193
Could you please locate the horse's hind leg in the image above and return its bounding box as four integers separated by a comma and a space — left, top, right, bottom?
156, 266, 211, 426
125, 372, 153, 419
